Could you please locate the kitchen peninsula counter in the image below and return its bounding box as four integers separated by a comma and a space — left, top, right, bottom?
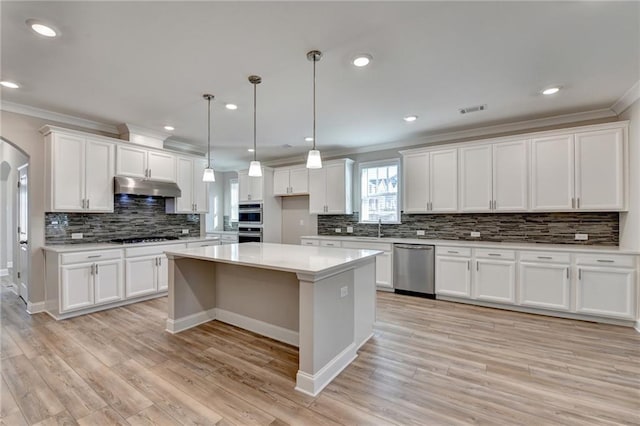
164, 242, 380, 396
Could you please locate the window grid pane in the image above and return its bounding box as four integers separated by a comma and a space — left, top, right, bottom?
360, 162, 399, 223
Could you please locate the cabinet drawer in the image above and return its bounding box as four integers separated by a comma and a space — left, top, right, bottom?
474, 249, 516, 260
436, 246, 471, 257
341, 241, 392, 251
187, 240, 220, 248
320, 240, 342, 248
125, 243, 187, 258
301, 239, 319, 246
519, 251, 570, 264
61, 249, 123, 265
575, 254, 635, 268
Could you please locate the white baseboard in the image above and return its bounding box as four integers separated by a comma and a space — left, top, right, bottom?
215, 308, 299, 347
26, 301, 46, 314
166, 308, 216, 334
635, 320, 640, 333
295, 343, 357, 397
0, 269, 8, 277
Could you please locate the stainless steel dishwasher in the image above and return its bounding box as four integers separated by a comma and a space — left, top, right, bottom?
393, 244, 435, 298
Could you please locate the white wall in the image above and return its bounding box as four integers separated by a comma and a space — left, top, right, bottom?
620, 98, 640, 250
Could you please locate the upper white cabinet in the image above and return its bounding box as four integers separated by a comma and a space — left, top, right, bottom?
44, 129, 115, 212
166, 157, 209, 213
273, 165, 309, 196
116, 145, 176, 182
238, 170, 264, 202
530, 134, 575, 211
309, 159, 354, 214
403, 149, 457, 213
460, 140, 529, 212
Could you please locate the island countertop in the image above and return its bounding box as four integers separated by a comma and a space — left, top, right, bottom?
164, 242, 382, 276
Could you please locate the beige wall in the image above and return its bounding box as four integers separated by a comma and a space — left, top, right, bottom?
281, 196, 317, 244
620, 98, 640, 250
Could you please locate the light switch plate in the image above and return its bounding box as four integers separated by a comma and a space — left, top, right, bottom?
340, 286, 348, 298
416, 230, 425, 236
575, 233, 588, 241
182, 229, 189, 234
470, 231, 481, 238
346, 226, 354, 233
335, 228, 342, 233
71, 233, 83, 240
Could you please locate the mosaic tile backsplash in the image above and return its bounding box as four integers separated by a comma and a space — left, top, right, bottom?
45, 194, 200, 244
317, 212, 619, 245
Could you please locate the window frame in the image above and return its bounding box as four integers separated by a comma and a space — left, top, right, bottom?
358, 158, 401, 224
229, 178, 239, 223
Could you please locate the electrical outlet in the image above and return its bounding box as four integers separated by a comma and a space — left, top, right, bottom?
51, 220, 58, 225
346, 226, 354, 233
71, 233, 83, 240
340, 286, 348, 298
575, 233, 588, 241
470, 231, 481, 238
335, 228, 342, 233
416, 230, 425, 236
182, 229, 189, 234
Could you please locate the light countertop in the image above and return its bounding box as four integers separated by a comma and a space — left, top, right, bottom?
164, 242, 381, 275
43, 236, 219, 253
300, 235, 640, 255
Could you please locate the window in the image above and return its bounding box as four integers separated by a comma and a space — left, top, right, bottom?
359, 160, 400, 223
230, 179, 239, 222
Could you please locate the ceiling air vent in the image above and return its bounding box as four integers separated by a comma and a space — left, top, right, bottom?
459, 104, 488, 115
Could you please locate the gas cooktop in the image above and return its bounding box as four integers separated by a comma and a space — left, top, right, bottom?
110, 236, 180, 244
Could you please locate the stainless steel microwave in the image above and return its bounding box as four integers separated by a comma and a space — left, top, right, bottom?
238, 203, 262, 225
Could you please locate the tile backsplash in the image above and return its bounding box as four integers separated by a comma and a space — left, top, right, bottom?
45, 194, 200, 244
318, 212, 619, 245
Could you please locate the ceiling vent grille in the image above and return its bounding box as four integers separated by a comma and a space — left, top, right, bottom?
459, 104, 488, 115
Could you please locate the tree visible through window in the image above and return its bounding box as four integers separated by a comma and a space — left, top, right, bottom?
360, 160, 399, 223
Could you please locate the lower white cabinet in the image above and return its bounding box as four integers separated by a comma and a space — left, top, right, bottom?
375, 251, 393, 289
435, 256, 471, 298
518, 262, 571, 311
125, 256, 160, 298
94, 260, 124, 305
474, 259, 516, 303
576, 266, 635, 319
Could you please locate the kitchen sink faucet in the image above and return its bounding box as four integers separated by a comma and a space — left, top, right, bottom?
378, 218, 383, 238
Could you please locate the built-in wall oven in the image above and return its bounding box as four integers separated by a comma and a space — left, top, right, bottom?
238, 203, 263, 225
238, 226, 263, 243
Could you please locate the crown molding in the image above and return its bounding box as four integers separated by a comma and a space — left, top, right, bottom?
611, 80, 640, 115
163, 139, 206, 156
0, 101, 119, 134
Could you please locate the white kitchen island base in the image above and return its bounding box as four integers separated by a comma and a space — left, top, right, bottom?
164, 243, 380, 396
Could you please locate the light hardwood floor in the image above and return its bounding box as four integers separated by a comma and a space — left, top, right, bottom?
1, 288, 639, 425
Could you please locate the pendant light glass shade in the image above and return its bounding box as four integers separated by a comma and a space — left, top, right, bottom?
202, 94, 215, 182
306, 50, 323, 169
248, 161, 262, 177
248, 75, 262, 177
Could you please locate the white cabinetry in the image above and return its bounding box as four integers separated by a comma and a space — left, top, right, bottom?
60, 264, 94, 312
273, 165, 308, 196
402, 149, 457, 213
238, 170, 264, 202
341, 240, 393, 290
116, 145, 176, 182
435, 247, 471, 297
473, 250, 516, 303
44, 129, 115, 212
530, 134, 575, 211
166, 157, 209, 213
518, 252, 571, 311
309, 159, 354, 214
124, 243, 186, 298
459, 145, 493, 212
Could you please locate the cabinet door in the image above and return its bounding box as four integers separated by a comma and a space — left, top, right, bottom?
193, 159, 209, 213
493, 140, 528, 211
125, 256, 157, 298
116, 145, 147, 178
375, 252, 393, 289
289, 166, 309, 194
51, 133, 85, 211
519, 262, 570, 311
326, 163, 347, 214
308, 168, 326, 214
474, 259, 515, 303
157, 255, 169, 292
249, 174, 264, 202
576, 267, 635, 319
574, 128, 624, 210
273, 169, 290, 196
430, 149, 458, 212
530, 135, 574, 211
238, 171, 250, 202
94, 260, 123, 305
148, 151, 176, 182
435, 256, 471, 297
60, 263, 94, 312
459, 145, 492, 212
403, 153, 429, 213
174, 157, 194, 213
85, 139, 115, 212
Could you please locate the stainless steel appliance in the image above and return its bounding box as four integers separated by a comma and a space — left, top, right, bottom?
238, 203, 263, 225
238, 226, 263, 243
114, 176, 181, 198
393, 243, 435, 298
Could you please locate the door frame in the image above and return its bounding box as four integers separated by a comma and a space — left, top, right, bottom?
16, 163, 29, 303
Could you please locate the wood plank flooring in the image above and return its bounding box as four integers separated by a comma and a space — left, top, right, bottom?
1, 288, 639, 425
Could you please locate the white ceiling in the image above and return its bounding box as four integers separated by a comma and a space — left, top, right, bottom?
1, 1, 638, 170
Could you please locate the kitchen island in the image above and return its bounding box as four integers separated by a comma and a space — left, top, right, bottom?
164, 242, 381, 396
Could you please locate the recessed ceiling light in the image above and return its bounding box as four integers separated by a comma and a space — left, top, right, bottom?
225, 103, 238, 110
0, 81, 19, 89
403, 115, 418, 122
164, 125, 175, 131
352, 54, 372, 67
542, 87, 560, 95
247, 148, 255, 152
26, 19, 58, 37
304, 137, 314, 142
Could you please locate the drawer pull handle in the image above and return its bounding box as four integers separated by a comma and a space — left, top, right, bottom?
87, 255, 102, 258
447, 251, 459, 254
537, 256, 552, 260
488, 253, 501, 257
597, 259, 614, 263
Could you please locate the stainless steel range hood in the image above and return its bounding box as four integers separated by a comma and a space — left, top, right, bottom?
114, 176, 181, 198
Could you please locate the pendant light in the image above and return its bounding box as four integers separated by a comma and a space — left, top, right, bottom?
248, 75, 262, 177
306, 50, 323, 169
202, 94, 216, 182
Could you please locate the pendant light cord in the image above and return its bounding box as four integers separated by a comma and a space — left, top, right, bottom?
207, 96, 212, 168
253, 82, 257, 161
312, 57, 316, 151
